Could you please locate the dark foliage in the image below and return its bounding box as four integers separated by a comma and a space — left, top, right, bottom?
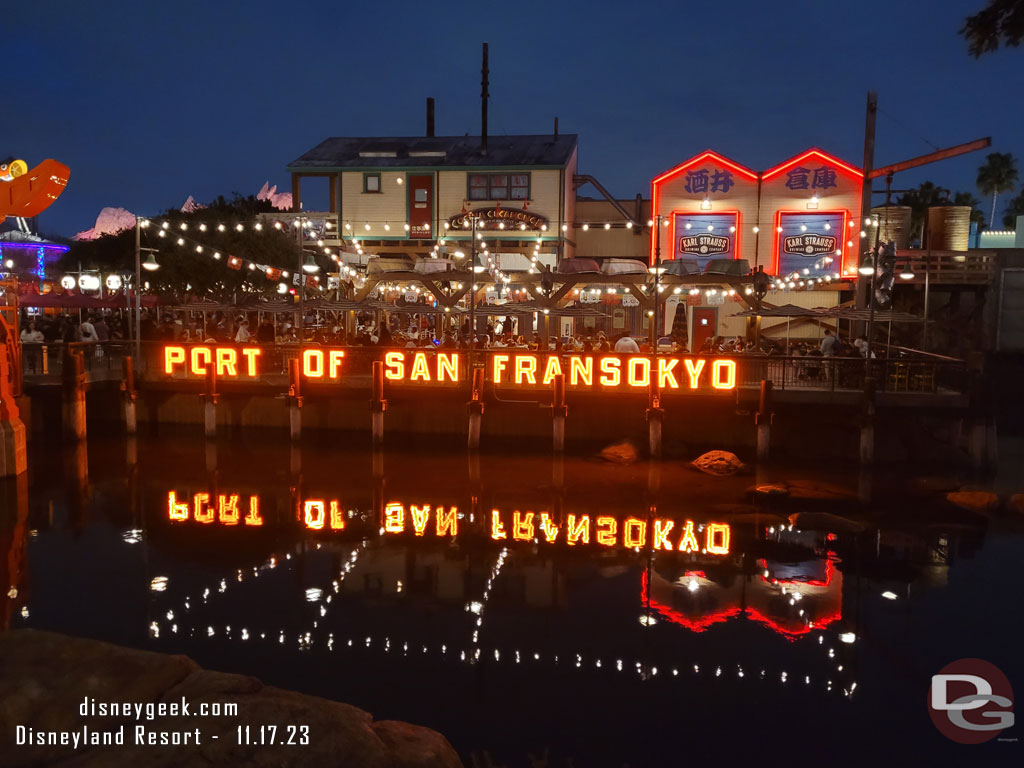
961, 0, 1024, 57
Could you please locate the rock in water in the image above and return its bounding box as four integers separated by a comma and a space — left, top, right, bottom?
692, 450, 744, 476
946, 490, 999, 514
599, 441, 637, 464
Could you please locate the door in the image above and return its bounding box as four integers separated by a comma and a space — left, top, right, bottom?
691, 307, 717, 352
408, 175, 433, 238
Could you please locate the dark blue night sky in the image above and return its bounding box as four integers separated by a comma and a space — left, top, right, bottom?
9, 0, 1022, 237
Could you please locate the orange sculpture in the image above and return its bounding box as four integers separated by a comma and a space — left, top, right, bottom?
0, 158, 70, 224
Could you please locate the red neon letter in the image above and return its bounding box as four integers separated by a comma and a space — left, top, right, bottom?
627, 357, 651, 388
218, 494, 239, 525
436, 506, 458, 537
712, 360, 736, 390
384, 351, 404, 380
411, 505, 430, 536
437, 353, 459, 382
541, 356, 563, 385
678, 520, 699, 552
245, 496, 263, 526
566, 514, 590, 545
490, 509, 507, 540
514, 355, 537, 385
624, 518, 647, 549
384, 502, 404, 533
410, 352, 431, 381
492, 354, 509, 383
215, 348, 238, 377
194, 493, 213, 523
241, 347, 261, 377
596, 516, 617, 547
657, 358, 680, 389
513, 511, 535, 541
684, 359, 705, 389
539, 512, 560, 542
653, 519, 674, 550
569, 356, 593, 386
328, 350, 345, 379
164, 346, 186, 375
302, 349, 324, 378
304, 500, 325, 530
330, 500, 345, 530
599, 357, 621, 387
190, 346, 211, 375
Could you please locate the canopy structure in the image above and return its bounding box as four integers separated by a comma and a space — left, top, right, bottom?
491, 301, 609, 317
736, 305, 926, 323
18, 290, 156, 309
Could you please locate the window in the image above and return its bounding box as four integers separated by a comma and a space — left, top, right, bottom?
364, 173, 381, 193
467, 172, 531, 201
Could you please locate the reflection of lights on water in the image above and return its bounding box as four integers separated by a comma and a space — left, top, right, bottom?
840, 632, 856, 644
21, 606, 29, 619
467, 601, 483, 614
396, 580, 403, 593
881, 591, 898, 600
7, 587, 17, 599
150, 576, 169, 592
149, 622, 159, 638
638, 615, 657, 627
305, 588, 323, 602
687, 579, 699, 593
122, 529, 143, 544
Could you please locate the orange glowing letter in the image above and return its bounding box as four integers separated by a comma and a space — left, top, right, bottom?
436, 506, 458, 537
599, 357, 621, 387
241, 347, 261, 376
492, 353, 510, 383
304, 500, 326, 530
302, 349, 324, 378
678, 520, 699, 552
329, 501, 345, 529
514, 355, 537, 385
218, 493, 240, 525
706, 523, 731, 555
657, 358, 680, 389
684, 359, 705, 389
215, 348, 238, 377
190, 346, 211, 375
168, 491, 189, 521
164, 346, 186, 375
411, 505, 431, 536
490, 509, 507, 539
627, 357, 651, 388
513, 511, 535, 541
541, 356, 563, 385
712, 360, 736, 390
596, 516, 617, 547
245, 496, 263, 526
566, 514, 590, 545
653, 519, 674, 550
328, 350, 345, 379
569, 356, 593, 386
437, 353, 459, 382
194, 492, 213, 523
539, 512, 560, 542
624, 518, 647, 548
410, 352, 431, 381
384, 502, 404, 533
384, 351, 405, 380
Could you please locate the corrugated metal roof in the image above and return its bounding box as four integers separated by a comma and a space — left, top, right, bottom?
288, 135, 578, 169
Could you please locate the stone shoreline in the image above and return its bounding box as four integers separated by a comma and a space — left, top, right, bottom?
0, 629, 462, 767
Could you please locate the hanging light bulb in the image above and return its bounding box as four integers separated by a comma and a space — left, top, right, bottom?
142, 254, 160, 271
302, 255, 320, 274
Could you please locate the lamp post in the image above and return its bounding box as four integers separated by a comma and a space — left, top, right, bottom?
649, 213, 664, 351
134, 218, 159, 361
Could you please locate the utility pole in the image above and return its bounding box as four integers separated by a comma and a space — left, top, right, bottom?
134, 218, 141, 361
856, 91, 878, 318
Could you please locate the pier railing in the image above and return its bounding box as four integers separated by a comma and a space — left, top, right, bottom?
19, 341, 968, 397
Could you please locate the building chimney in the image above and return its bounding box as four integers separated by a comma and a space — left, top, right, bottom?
426, 97, 435, 137
481, 42, 489, 156
554, 117, 558, 139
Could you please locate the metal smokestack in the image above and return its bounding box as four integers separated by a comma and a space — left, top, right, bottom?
481, 42, 489, 156
426, 97, 435, 137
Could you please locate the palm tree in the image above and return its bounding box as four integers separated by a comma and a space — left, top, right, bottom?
953, 191, 987, 228
1003, 190, 1024, 229
977, 152, 1019, 227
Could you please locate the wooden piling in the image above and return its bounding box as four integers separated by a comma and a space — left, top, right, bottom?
552, 373, 567, 453
755, 379, 773, 462
122, 356, 137, 435
859, 377, 876, 465
203, 363, 219, 439
62, 348, 87, 441
467, 366, 484, 451
645, 377, 663, 459
287, 357, 302, 442
0, 341, 27, 477
370, 360, 386, 447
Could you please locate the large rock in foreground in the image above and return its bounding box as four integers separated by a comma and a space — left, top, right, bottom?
0, 629, 462, 768
691, 450, 744, 476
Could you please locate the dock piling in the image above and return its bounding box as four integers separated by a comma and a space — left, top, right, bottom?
645, 378, 663, 459
552, 373, 567, 453
370, 360, 386, 446
468, 367, 484, 451
755, 379, 773, 462
122, 356, 137, 435
62, 348, 87, 441
859, 377, 876, 465
203, 364, 219, 439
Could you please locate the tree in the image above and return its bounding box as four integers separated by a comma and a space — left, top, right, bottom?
961, 0, 1024, 57
976, 152, 1019, 227
1003, 190, 1024, 229
896, 181, 945, 244
953, 191, 987, 229
62, 195, 310, 303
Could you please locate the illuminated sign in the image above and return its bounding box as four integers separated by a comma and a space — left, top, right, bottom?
680, 234, 730, 256
165, 492, 731, 556
672, 212, 738, 268
783, 233, 837, 256
448, 207, 548, 231
160, 347, 737, 392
